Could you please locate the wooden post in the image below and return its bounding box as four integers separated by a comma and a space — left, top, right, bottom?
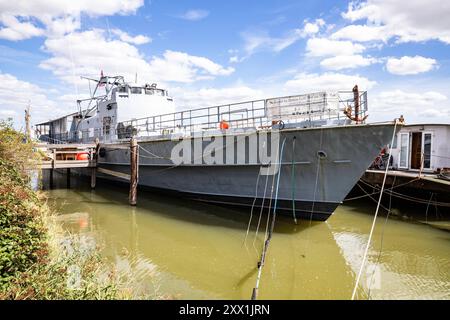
129, 137, 138, 205
50, 149, 55, 189
66, 168, 71, 189
91, 138, 99, 189
91, 167, 96, 189
49, 169, 54, 189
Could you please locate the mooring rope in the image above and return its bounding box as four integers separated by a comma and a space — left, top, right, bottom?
355, 183, 390, 212
358, 178, 450, 207
253, 141, 271, 249
291, 137, 298, 224
344, 177, 421, 201
309, 128, 324, 226
243, 167, 262, 247
260, 160, 279, 251
367, 175, 396, 299
425, 192, 434, 223
252, 137, 287, 300
351, 120, 398, 300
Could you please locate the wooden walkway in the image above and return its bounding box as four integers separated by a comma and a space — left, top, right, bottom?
35, 143, 98, 169
34, 138, 139, 205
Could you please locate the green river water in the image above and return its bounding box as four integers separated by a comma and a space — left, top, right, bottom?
45, 174, 450, 300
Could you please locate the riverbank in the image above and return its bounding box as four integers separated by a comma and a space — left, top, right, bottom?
0, 122, 161, 299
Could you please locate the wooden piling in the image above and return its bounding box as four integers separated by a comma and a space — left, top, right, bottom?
66, 168, 71, 188
49, 169, 54, 189
90, 167, 96, 189
50, 149, 55, 189
129, 137, 138, 206
91, 138, 99, 189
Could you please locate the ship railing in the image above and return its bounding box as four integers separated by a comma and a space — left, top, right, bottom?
61, 90, 368, 143
114, 90, 367, 140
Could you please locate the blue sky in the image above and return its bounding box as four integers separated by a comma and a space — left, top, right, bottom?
0, 0, 449, 128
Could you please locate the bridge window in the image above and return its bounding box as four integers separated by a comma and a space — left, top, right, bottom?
131, 87, 142, 94
103, 117, 111, 135
145, 88, 154, 95
118, 86, 128, 93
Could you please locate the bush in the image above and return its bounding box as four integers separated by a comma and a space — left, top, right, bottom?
0, 158, 48, 292
0, 122, 162, 299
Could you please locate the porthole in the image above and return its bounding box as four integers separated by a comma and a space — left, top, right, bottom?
317, 150, 327, 159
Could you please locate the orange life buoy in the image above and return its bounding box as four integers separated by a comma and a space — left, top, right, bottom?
220, 120, 229, 130
76, 152, 89, 160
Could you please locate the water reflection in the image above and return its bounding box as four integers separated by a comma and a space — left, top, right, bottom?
44, 171, 450, 299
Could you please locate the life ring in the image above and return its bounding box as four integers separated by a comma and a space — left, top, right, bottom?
220, 120, 229, 130
76, 152, 89, 160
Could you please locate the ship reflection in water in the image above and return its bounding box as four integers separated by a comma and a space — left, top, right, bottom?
44, 172, 450, 300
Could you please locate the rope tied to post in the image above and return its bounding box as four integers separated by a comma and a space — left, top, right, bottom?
351, 119, 398, 300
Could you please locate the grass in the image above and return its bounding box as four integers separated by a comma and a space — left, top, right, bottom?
0, 121, 163, 299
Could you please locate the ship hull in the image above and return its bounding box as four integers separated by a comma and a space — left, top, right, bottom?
90, 123, 397, 221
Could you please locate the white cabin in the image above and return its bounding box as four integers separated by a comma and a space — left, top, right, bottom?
36, 78, 176, 143
390, 124, 450, 172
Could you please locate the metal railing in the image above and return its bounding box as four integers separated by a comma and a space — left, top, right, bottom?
37, 90, 368, 143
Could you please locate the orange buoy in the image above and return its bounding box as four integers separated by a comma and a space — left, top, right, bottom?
219, 120, 229, 130
76, 152, 89, 160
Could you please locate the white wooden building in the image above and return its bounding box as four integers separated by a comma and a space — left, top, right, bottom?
390, 124, 450, 172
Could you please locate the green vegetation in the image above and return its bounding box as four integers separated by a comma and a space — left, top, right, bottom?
0, 121, 161, 299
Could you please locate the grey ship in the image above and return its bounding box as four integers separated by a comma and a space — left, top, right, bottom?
36, 74, 399, 221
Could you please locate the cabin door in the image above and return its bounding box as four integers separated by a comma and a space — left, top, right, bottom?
410, 132, 422, 169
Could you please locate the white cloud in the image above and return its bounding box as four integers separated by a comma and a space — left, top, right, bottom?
0, 14, 45, 41
46, 15, 80, 36
386, 56, 437, 75
0, 0, 144, 40
331, 24, 389, 42
284, 72, 376, 93
177, 9, 209, 21
306, 38, 366, 57
0, 0, 143, 18
320, 55, 378, 70
39, 29, 234, 85
302, 19, 325, 36
0, 72, 66, 127
56, 93, 91, 110
229, 56, 241, 63
241, 19, 326, 56
370, 90, 450, 123
341, 0, 450, 44
170, 86, 264, 109
111, 29, 151, 45
0, 109, 17, 117
39, 29, 149, 85
148, 50, 234, 83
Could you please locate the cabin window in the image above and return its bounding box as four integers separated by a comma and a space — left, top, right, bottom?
399, 133, 409, 168
103, 117, 112, 135
423, 133, 432, 169
145, 88, 154, 95
118, 86, 128, 93
131, 87, 142, 94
